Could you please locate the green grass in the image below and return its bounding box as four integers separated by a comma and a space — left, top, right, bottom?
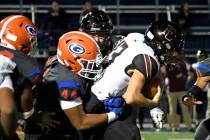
141, 131, 194, 140
18, 132, 24, 140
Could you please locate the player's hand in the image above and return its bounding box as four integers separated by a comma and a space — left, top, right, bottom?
182, 95, 203, 107
103, 96, 126, 119
150, 107, 165, 129
103, 96, 126, 108
151, 86, 162, 106
36, 111, 60, 131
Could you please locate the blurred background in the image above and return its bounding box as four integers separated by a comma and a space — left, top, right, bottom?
1, 0, 209, 60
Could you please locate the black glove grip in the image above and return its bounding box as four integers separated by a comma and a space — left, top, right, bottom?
188, 85, 202, 97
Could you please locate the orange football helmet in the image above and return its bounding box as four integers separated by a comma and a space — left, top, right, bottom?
57, 31, 103, 80
0, 15, 37, 54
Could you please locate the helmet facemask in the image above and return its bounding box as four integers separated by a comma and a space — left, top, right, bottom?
77, 53, 103, 81
91, 33, 112, 57
151, 41, 184, 71
22, 36, 38, 55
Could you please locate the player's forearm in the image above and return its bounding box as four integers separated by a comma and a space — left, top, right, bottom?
194, 76, 210, 89
0, 88, 17, 138
1, 109, 17, 138
71, 113, 108, 130
124, 91, 157, 106
20, 87, 34, 112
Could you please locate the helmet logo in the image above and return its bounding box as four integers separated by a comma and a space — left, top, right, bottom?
69, 44, 85, 54
163, 25, 175, 42
26, 25, 37, 36
147, 31, 154, 40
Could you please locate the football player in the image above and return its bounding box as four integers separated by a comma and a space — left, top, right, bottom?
84, 21, 184, 140
79, 9, 124, 61
192, 50, 208, 127
182, 53, 210, 140
0, 15, 44, 140
24, 31, 126, 140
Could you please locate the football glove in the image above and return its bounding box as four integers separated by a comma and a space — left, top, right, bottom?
103, 96, 126, 123
182, 85, 204, 107
182, 95, 203, 107
150, 107, 164, 129
103, 96, 126, 108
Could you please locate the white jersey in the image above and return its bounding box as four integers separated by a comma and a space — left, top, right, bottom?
0, 55, 16, 90
92, 33, 160, 101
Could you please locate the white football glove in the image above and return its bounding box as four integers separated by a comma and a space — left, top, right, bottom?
150, 107, 164, 129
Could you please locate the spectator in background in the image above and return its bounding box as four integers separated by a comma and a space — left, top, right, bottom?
175, 2, 192, 34
43, 0, 68, 31
41, 0, 69, 51
162, 54, 194, 132
79, 0, 94, 24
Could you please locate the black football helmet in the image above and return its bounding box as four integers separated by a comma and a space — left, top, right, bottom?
196, 49, 208, 62
80, 9, 113, 34
144, 20, 184, 64
80, 10, 113, 56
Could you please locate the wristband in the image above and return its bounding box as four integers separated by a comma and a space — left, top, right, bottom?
23, 107, 35, 119
107, 112, 116, 124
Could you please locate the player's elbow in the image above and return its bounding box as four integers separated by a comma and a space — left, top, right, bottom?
75, 125, 88, 131
73, 121, 90, 131
123, 93, 135, 104
73, 115, 99, 131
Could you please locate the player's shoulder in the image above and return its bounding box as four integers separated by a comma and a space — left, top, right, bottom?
126, 32, 144, 39
127, 53, 159, 80
44, 58, 84, 84
0, 46, 41, 74
123, 32, 146, 50
125, 32, 145, 42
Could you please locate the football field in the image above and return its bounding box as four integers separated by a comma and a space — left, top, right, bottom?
18, 131, 194, 140
141, 131, 194, 140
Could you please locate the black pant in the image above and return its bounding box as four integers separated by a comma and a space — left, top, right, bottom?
83, 93, 141, 140
195, 118, 210, 140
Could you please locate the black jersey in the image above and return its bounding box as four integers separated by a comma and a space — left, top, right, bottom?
33, 56, 88, 136
43, 56, 87, 102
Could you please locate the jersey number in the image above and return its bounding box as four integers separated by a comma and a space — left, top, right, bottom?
108, 39, 128, 64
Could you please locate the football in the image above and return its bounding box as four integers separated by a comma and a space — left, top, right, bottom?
142, 74, 162, 99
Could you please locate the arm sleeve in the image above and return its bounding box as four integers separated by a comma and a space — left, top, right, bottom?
126, 54, 159, 81
60, 97, 82, 110
59, 88, 83, 110
57, 81, 83, 110
0, 74, 14, 91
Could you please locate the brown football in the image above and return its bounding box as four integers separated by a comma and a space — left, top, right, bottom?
142, 74, 162, 99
